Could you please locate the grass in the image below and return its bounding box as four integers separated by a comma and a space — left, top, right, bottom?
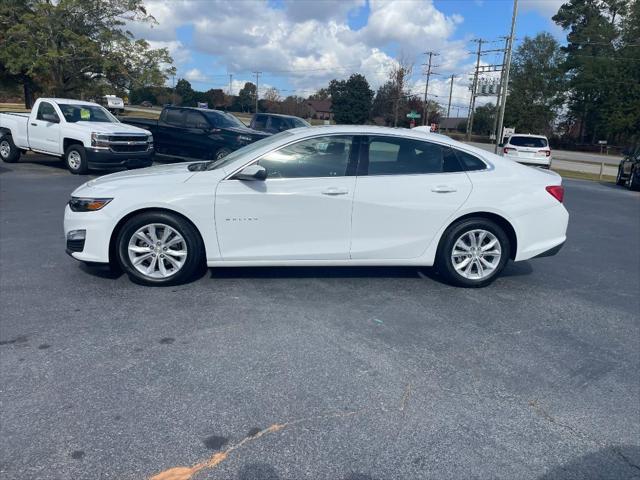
0, 103, 29, 112
551, 168, 616, 183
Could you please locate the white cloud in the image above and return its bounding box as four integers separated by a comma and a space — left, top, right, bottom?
519, 0, 564, 17
147, 40, 191, 66
127, 0, 471, 93
184, 68, 207, 82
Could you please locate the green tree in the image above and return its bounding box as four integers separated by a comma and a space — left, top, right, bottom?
504, 33, 566, 136
473, 103, 496, 135
238, 82, 256, 112
328, 73, 373, 124
0, 0, 174, 108
308, 88, 330, 100
175, 79, 194, 106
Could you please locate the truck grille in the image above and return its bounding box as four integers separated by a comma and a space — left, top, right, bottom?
110, 144, 150, 153
107, 135, 147, 142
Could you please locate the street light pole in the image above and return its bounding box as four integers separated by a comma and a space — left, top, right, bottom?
494, 0, 518, 152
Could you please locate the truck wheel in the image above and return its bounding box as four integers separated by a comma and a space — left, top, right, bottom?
0, 134, 21, 163
65, 144, 89, 174
629, 167, 640, 192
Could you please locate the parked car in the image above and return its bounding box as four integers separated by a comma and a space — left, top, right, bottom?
140, 101, 153, 108
616, 145, 640, 191
122, 106, 270, 161
64, 125, 568, 288
0, 98, 154, 174
249, 113, 310, 133
501, 134, 552, 168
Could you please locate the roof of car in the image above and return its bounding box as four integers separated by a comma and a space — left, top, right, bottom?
44, 98, 99, 106
254, 113, 303, 119
508, 133, 548, 139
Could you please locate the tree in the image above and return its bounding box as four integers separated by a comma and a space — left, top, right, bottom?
205, 89, 228, 109
389, 56, 413, 127
503, 33, 566, 136
175, 79, 194, 106
553, 0, 636, 144
0, 0, 174, 108
238, 82, 256, 112
328, 73, 373, 124
308, 88, 330, 100
262, 87, 281, 112
473, 103, 496, 135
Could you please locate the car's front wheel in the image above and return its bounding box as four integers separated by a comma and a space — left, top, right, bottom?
116, 211, 204, 286
436, 218, 510, 288
64, 144, 89, 174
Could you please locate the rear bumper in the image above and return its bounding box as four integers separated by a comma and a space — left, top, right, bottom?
85, 147, 154, 169
513, 203, 569, 261
504, 154, 551, 168
533, 240, 565, 258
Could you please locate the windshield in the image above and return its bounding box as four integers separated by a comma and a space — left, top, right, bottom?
59, 104, 118, 123
509, 136, 548, 148
207, 131, 293, 170
202, 110, 246, 129
292, 118, 311, 128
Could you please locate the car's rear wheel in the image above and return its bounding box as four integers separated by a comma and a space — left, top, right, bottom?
116, 211, 204, 286
436, 218, 510, 288
0, 134, 21, 163
65, 144, 89, 174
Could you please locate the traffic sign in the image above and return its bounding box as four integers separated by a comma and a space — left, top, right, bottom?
406, 111, 421, 119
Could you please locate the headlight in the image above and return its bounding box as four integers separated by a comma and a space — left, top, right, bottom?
147, 134, 154, 144
237, 135, 252, 142
69, 197, 113, 212
91, 132, 110, 148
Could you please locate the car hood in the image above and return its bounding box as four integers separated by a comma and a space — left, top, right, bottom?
226, 126, 271, 137
76, 162, 198, 193
73, 121, 151, 135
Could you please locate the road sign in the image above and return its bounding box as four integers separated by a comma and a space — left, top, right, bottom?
406, 111, 421, 119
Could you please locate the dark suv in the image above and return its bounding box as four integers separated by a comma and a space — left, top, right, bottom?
249, 113, 310, 134
616, 146, 640, 191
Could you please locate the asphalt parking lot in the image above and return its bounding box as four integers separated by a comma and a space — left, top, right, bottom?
1, 155, 639, 480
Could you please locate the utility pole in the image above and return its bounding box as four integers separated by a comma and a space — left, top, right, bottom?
228, 74, 233, 96
446, 74, 455, 119
495, 0, 518, 152
172, 74, 176, 105
253, 71, 261, 113
422, 51, 439, 126
492, 37, 510, 148
466, 39, 483, 141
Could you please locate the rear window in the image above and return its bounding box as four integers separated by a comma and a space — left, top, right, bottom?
454, 149, 487, 171
509, 136, 548, 148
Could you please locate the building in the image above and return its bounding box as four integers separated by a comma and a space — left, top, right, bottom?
306, 100, 333, 121
439, 117, 467, 131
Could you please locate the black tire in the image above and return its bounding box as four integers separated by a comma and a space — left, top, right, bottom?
616, 166, 625, 186
629, 167, 640, 192
435, 218, 511, 288
116, 211, 205, 286
0, 134, 21, 163
215, 147, 232, 160
64, 144, 89, 174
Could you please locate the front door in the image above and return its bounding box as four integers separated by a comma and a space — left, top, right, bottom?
350, 135, 473, 259
29, 101, 62, 154
215, 135, 358, 261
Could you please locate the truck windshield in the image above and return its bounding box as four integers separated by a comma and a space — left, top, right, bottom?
202, 110, 246, 129
207, 131, 293, 171
58, 104, 118, 123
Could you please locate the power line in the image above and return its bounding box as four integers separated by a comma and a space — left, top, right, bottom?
422, 51, 439, 126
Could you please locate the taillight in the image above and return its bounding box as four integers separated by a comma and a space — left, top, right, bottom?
538, 149, 551, 157
546, 185, 564, 203
503, 147, 515, 154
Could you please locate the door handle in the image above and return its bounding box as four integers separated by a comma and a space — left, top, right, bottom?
321, 187, 349, 196
431, 185, 457, 193
30, 123, 37, 126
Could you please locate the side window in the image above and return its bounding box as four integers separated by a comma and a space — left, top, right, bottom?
454, 149, 487, 171
185, 111, 207, 128
36, 102, 58, 122
366, 137, 463, 175
253, 115, 267, 129
257, 135, 353, 179
164, 109, 184, 126
269, 116, 285, 132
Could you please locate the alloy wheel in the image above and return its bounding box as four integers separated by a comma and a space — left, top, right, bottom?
451, 229, 502, 280
67, 150, 82, 170
127, 223, 188, 279
0, 140, 10, 159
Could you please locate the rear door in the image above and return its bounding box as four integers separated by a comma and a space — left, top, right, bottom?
350, 135, 472, 260
28, 101, 62, 154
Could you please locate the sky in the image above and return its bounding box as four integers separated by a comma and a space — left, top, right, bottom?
127, 0, 568, 115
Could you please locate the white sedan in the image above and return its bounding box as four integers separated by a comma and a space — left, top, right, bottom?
64, 126, 568, 287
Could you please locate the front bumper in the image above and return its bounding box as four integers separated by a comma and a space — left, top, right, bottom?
64, 205, 113, 263
85, 147, 154, 169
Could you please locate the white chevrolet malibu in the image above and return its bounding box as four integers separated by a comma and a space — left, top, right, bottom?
64, 126, 568, 287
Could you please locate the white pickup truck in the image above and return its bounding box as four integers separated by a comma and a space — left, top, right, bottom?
0, 98, 154, 174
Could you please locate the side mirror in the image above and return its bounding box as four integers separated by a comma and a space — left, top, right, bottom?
42, 113, 59, 123
498, 143, 504, 147
234, 164, 267, 181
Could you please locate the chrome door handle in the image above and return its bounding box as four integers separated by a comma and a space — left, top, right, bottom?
322, 187, 349, 196
431, 185, 457, 193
